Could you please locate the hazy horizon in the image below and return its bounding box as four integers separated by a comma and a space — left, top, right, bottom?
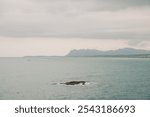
0, 47, 149, 57
0, 0, 150, 57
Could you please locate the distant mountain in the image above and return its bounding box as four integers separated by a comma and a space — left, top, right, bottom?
66, 48, 150, 57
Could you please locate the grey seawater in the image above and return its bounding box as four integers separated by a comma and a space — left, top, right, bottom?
0, 57, 150, 100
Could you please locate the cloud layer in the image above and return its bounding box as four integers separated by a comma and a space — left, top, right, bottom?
0, 0, 150, 40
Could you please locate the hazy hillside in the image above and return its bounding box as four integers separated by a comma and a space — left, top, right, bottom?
66, 48, 150, 57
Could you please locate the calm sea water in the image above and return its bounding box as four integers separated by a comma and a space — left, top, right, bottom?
0, 57, 150, 100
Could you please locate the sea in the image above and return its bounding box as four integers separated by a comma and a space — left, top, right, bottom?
0, 57, 150, 100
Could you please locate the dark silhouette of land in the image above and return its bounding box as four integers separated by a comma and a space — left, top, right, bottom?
60, 81, 86, 85
66, 48, 150, 58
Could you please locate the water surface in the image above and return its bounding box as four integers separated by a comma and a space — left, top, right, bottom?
0, 57, 150, 100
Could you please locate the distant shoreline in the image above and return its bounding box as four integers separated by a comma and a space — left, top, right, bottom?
0, 56, 150, 58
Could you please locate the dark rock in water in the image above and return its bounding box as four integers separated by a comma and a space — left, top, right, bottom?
61, 81, 86, 85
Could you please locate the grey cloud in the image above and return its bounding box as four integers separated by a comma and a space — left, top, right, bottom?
31, 0, 150, 12
94, 0, 150, 11
0, 0, 150, 41
2, 0, 150, 14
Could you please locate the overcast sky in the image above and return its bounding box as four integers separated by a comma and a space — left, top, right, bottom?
0, 0, 150, 56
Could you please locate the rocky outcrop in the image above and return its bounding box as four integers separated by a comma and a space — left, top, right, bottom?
61, 81, 86, 85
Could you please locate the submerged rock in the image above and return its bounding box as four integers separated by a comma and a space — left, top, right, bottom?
61, 81, 86, 85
